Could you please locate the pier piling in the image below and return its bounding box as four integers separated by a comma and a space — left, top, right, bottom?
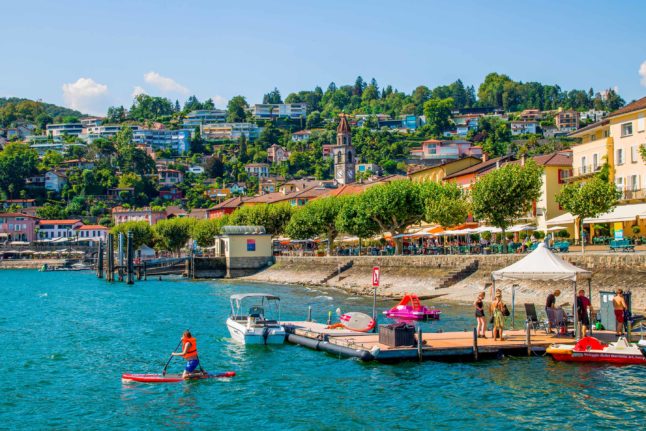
417, 326, 423, 362
126, 231, 134, 285
526, 320, 532, 356
106, 234, 114, 282
118, 233, 124, 282
96, 240, 104, 279
473, 328, 479, 361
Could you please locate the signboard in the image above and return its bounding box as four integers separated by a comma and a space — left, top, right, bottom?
372, 266, 380, 287
613, 222, 623, 240
247, 239, 256, 252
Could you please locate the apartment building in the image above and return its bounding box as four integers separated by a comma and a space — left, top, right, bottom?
0, 213, 39, 242
79, 125, 140, 143
510, 120, 539, 136
244, 163, 270, 178
112, 207, 167, 225
200, 123, 261, 141
409, 139, 483, 161
132, 129, 191, 153
555, 109, 580, 132
183, 109, 227, 128
37, 219, 83, 240
250, 103, 307, 119
46, 123, 84, 137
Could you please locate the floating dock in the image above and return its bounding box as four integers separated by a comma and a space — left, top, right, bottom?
283, 321, 583, 362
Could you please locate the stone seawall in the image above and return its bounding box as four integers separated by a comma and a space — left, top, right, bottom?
0, 259, 68, 269
245, 254, 646, 310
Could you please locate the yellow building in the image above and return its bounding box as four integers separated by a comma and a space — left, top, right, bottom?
214, 225, 273, 277
407, 157, 481, 183
563, 96, 646, 239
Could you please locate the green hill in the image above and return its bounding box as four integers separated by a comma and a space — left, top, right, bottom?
0, 97, 85, 128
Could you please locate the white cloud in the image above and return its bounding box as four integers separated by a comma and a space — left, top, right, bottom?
132, 86, 146, 98
640, 60, 646, 87
212, 95, 228, 108
62, 77, 109, 115
143, 71, 189, 95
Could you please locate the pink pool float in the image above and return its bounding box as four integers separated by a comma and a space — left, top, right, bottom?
383, 294, 441, 320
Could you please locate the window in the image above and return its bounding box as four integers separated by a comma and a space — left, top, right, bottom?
581, 156, 587, 173
632, 145, 639, 163
615, 176, 624, 191
630, 175, 639, 191
603, 129, 610, 138
638, 113, 645, 132
616, 148, 624, 165
621, 122, 633, 137
593, 154, 598, 170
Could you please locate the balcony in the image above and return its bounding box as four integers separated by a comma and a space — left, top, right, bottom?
568, 164, 601, 180
621, 189, 646, 201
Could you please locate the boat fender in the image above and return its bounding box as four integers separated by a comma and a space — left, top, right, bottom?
262, 327, 270, 345
370, 345, 381, 358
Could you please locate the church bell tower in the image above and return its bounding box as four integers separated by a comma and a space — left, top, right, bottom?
333, 114, 355, 185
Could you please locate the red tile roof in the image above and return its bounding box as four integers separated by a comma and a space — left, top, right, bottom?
77, 225, 108, 230
0, 212, 38, 218
211, 197, 249, 209
39, 219, 81, 225
607, 95, 646, 119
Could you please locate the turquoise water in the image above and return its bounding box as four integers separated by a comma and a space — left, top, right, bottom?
1, 270, 644, 430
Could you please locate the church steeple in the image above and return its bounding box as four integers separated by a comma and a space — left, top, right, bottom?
333, 113, 355, 185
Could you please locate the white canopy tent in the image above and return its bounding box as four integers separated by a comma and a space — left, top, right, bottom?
491, 243, 591, 338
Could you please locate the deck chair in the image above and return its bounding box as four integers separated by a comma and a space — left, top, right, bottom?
248, 306, 265, 319
524, 303, 548, 334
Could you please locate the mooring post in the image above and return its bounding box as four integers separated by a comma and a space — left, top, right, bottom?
96, 240, 104, 279
143, 261, 147, 281
526, 320, 532, 356
307, 306, 312, 322
473, 328, 479, 361
106, 234, 114, 282
126, 231, 134, 285
118, 233, 124, 282
327, 310, 332, 325
417, 326, 423, 362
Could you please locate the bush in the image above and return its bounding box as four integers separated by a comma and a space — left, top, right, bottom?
480, 231, 492, 241
631, 225, 641, 235
534, 231, 545, 239
557, 230, 570, 239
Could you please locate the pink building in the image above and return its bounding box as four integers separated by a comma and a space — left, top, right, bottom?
410, 139, 482, 161
158, 169, 184, 187
0, 213, 39, 242
112, 207, 167, 225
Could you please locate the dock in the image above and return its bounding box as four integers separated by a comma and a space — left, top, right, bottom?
283, 321, 579, 362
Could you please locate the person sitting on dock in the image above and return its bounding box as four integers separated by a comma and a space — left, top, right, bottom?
545, 289, 561, 333
171, 330, 203, 379
491, 289, 505, 341
576, 290, 591, 337
612, 289, 628, 336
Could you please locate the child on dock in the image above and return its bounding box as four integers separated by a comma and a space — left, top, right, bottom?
474, 292, 486, 338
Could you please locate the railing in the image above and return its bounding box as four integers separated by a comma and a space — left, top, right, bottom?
621, 189, 646, 201
570, 164, 601, 178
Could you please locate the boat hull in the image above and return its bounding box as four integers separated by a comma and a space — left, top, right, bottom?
547, 337, 646, 365
226, 319, 286, 345
549, 351, 646, 365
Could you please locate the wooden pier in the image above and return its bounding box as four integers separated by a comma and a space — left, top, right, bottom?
283, 321, 576, 362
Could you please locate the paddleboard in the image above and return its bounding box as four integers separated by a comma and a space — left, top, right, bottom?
339, 312, 376, 332
121, 371, 235, 383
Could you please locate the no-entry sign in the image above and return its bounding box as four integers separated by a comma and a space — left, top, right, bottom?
372, 266, 380, 287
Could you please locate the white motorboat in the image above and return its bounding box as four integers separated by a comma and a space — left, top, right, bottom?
226, 293, 286, 345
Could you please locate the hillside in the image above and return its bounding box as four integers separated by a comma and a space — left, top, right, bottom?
0, 97, 85, 128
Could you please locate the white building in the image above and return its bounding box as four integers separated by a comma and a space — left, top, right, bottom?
44, 171, 67, 192
510, 120, 539, 136
75, 224, 108, 241
133, 129, 191, 153
250, 103, 307, 119
46, 123, 84, 137
188, 165, 205, 174
79, 125, 140, 143
183, 110, 227, 128
580, 109, 608, 123
38, 219, 83, 240
80, 117, 103, 127
244, 163, 270, 178
200, 123, 261, 141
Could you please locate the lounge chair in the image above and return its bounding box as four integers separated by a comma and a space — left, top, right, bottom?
524, 303, 549, 334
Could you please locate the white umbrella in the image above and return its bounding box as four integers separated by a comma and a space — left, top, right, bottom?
547, 226, 568, 231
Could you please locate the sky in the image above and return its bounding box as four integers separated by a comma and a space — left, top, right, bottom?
0, 0, 645, 115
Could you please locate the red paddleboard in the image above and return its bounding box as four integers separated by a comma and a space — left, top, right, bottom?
121, 371, 235, 383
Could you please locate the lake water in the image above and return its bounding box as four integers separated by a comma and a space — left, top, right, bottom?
1, 270, 644, 430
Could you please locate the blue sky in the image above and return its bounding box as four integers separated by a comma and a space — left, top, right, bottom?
1, 0, 644, 115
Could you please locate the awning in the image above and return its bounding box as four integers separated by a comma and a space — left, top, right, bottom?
492, 243, 591, 281
583, 203, 646, 224
546, 213, 575, 226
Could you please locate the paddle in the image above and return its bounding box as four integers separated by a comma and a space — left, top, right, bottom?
162, 339, 183, 376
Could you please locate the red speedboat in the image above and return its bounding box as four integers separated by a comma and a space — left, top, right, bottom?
547, 336, 646, 365
383, 294, 441, 321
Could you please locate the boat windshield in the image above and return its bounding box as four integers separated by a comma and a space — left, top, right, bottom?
230, 294, 281, 321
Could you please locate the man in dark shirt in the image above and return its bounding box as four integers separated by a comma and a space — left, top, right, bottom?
545, 289, 561, 333
576, 289, 592, 337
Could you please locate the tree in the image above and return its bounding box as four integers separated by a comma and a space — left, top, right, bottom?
262, 87, 282, 104
422, 98, 454, 137
192, 216, 230, 247
204, 155, 225, 178
111, 221, 154, 251
230, 203, 293, 236
424, 182, 470, 227
335, 195, 380, 240
471, 161, 543, 252
153, 218, 196, 255
556, 176, 620, 252
129, 94, 174, 121
106, 106, 126, 123
0, 142, 39, 196
355, 180, 433, 254
40, 150, 64, 170
286, 197, 346, 255
227, 96, 249, 122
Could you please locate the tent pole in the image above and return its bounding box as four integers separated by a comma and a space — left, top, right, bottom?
588, 278, 593, 336
511, 284, 516, 330
573, 280, 579, 340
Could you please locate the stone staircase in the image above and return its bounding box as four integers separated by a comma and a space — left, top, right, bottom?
436, 260, 479, 289
320, 260, 354, 284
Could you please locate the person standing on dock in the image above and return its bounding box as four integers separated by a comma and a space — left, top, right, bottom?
545, 289, 561, 333
474, 292, 487, 338
171, 330, 202, 379
491, 289, 506, 341
612, 289, 628, 336
576, 290, 591, 337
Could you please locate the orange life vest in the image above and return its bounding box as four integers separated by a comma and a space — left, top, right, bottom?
181, 336, 198, 359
